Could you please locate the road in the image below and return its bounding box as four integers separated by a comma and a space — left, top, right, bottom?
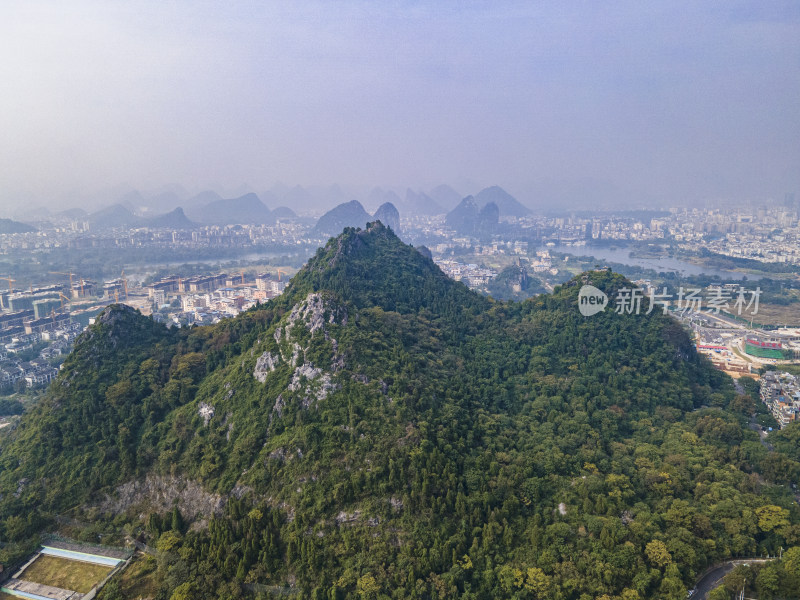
693, 559, 775, 600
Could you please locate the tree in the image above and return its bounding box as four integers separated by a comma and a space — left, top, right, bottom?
157, 530, 182, 554
169, 582, 195, 600
645, 540, 672, 567
356, 574, 380, 599
659, 563, 686, 599
170, 506, 184, 533
723, 565, 750, 595
756, 505, 790, 532
99, 579, 123, 600
755, 564, 780, 599
524, 567, 550, 598
783, 546, 800, 576
708, 586, 730, 600
3, 515, 27, 540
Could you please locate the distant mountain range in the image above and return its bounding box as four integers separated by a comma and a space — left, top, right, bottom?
88, 204, 142, 230
58, 183, 531, 231
186, 190, 224, 209
57, 208, 89, 220
312, 200, 402, 237
186, 193, 272, 225
403, 189, 444, 216
443, 186, 530, 235
270, 206, 298, 220
445, 196, 480, 233
312, 200, 373, 237
428, 184, 462, 211
0, 218, 36, 234
475, 185, 531, 217
147, 207, 194, 229
366, 188, 403, 213
83, 192, 303, 231
88, 204, 196, 230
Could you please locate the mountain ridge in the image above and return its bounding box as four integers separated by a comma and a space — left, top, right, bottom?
145, 206, 195, 229
475, 185, 531, 216
0, 224, 793, 599
187, 192, 273, 225
0, 218, 36, 234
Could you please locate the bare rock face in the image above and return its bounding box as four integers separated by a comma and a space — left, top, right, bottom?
253, 351, 279, 383
278, 292, 347, 343
290, 343, 301, 368
272, 394, 285, 418
288, 363, 323, 391
290, 293, 327, 334
288, 363, 337, 408
100, 475, 226, 521
261, 292, 345, 408
198, 402, 215, 425
336, 510, 362, 525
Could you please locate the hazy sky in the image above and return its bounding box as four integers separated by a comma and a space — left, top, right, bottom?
1, 0, 799, 210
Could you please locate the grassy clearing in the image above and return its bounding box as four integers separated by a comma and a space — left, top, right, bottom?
743, 301, 800, 327
100, 553, 157, 600
19, 554, 111, 593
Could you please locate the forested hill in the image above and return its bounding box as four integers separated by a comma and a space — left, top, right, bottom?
1, 222, 799, 600
287, 222, 489, 316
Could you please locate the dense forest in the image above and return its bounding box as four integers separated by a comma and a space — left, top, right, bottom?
1, 222, 799, 599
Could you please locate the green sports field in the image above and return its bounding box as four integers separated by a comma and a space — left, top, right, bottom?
17, 554, 112, 594
745, 342, 788, 359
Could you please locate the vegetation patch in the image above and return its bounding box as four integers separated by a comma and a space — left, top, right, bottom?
96, 554, 157, 600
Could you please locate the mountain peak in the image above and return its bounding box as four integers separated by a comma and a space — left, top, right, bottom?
80, 303, 176, 363
186, 193, 272, 225
475, 185, 531, 216
428, 184, 462, 210
290, 222, 486, 314
88, 203, 142, 230
372, 201, 400, 232
445, 195, 479, 234
145, 206, 195, 229
403, 188, 444, 215
311, 200, 371, 237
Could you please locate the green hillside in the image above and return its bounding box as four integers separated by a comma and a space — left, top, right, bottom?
1, 222, 798, 600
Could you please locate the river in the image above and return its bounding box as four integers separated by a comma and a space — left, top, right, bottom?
545, 244, 760, 280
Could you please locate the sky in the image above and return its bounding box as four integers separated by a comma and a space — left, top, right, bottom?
1, 0, 799, 212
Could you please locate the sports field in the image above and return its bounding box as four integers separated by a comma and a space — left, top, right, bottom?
18, 554, 112, 593
745, 342, 787, 359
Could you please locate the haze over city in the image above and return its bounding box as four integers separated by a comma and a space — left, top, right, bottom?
1, 0, 799, 213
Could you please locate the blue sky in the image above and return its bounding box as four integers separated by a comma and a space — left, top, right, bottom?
1, 0, 798, 209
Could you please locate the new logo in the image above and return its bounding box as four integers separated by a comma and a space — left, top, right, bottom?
578, 285, 608, 316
